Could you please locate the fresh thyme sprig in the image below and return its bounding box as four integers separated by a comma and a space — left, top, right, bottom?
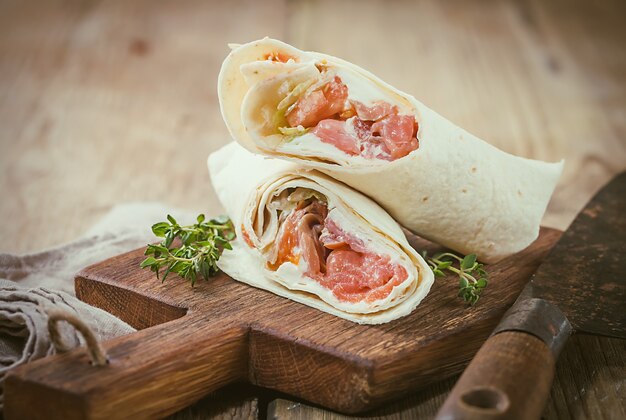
423, 252, 489, 305
140, 214, 235, 286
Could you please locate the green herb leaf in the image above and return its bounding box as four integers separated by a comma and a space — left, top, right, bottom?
438, 261, 452, 270
151, 222, 170, 237
164, 231, 175, 248
140, 214, 235, 286
425, 251, 489, 306
461, 254, 477, 271
140, 257, 157, 269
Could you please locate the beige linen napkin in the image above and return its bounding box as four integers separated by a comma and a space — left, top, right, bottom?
0, 203, 196, 411
0, 279, 135, 408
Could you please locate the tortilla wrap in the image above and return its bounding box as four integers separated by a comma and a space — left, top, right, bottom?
208, 142, 434, 324
218, 38, 563, 263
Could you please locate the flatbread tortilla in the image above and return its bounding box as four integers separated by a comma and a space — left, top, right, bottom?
209, 142, 433, 324
218, 38, 563, 263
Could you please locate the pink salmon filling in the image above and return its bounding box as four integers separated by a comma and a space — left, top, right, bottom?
268, 199, 408, 303
284, 76, 419, 161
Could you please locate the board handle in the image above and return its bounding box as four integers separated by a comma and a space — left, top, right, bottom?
436, 296, 572, 420
4, 316, 248, 419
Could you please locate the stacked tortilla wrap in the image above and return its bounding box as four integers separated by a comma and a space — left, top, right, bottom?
209, 142, 433, 324
218, 38, 563, 263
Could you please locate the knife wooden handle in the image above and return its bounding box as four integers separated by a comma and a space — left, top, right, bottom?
435, 331, 555, 420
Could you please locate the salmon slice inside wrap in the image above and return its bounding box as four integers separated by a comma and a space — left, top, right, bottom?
208, 142, 434, 324
218, 38, 564, 263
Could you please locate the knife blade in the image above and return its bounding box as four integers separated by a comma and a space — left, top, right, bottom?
436, 171, 626, 420
525, 172, 626, 338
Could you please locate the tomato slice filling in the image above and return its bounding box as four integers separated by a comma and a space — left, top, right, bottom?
283, 76, 419, 161
241, 225, 255, 248
268, 198, 408, 303
264, 52, 295, 63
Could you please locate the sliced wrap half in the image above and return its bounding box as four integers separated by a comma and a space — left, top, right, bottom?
218, 38, 564, 263
208, 142, 434, 324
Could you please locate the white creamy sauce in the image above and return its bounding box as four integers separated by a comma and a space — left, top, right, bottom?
278, 132, 375, 166
367, 143, 389, 158
280, 132, 342, 157
344, 116, 358, 137
275, 260, 309, 287
344, 116, 388, 159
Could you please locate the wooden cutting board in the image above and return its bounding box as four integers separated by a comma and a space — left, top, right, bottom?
5, 228, 561, 420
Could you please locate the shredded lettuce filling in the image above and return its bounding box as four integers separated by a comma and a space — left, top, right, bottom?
273, 72, 333, 141
278, 126, 309, 142
269, 187, 327, 215
272, 79, 314, 130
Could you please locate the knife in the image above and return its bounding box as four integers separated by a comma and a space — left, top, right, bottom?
436, 171, 626, 420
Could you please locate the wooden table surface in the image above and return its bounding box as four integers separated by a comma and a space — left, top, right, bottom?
1, 0, 624, 419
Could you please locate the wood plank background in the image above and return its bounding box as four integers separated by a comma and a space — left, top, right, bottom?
0, 0, 624, 419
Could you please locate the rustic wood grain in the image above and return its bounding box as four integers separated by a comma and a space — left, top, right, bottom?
168, 384, 261, 420
268, 333, 626, 420
0, 0, 286, 253
5, 317, 249, 419
544, 334, 626, 420
436, 331, 555, 419
4, 229, 559, 419
270, 340, 626, 420
1, 0, 625, 419
267, 377, 459, 420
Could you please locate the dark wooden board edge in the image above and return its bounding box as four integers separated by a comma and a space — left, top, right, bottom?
4, 228, 562, 418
